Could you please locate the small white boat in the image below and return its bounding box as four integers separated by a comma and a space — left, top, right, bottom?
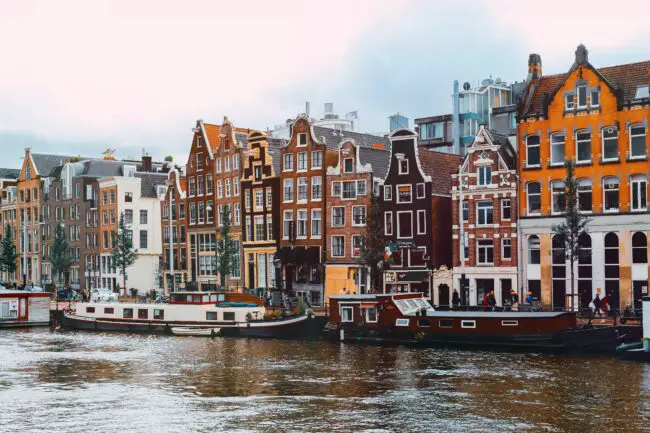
171, 327, 220, 337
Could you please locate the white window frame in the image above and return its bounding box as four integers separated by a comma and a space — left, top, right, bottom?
631, 175, 647, 212
351, 235, 363, 258
297, 152, 308, 172
283, 154, 294, 171
478, 166, 491, 186
384, 212, 393, 236
601, 127, 619, 162
311, 176, 322, 201
575, 130, 592, 164
527, 182, 541, 215
352, 205, 366, 227
398, 158, 409, 175
577, 85, 587, 108
343, 158, 354, 173
396, 184, 412, 204
282, 210, 293, 240
525, 135, 541, 168
416, 183, 425, 199
476, 202, 493, 226
565, 94, 575, 110
331, 181, 341, 198
341, 306, 354, 322
311, 151, 322, 169
501, 199, 511, 221
283, 179, 293, 203
477, 239, 494, 265
383, 185, 392, 201
629, 124, 647, 159
364, 307, 378, 323
603, 177, 620, 213
590, 89, 600, 107
332, 206, 345, 227
396, 210, 413, 240
550, 133, 565, 166
416, 209, 426, 235
551, 180, 566, 214
297, 177, 308, 202
461, 320, 476, 329
502, 238, 512, 260
331, 235, 345, 258
296, 209, 307, 239
311, 208, 322, 238
297, 133, 308, 147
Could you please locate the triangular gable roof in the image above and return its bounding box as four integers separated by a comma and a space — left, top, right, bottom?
460, 126, 516, 173
387, 128, 431, 183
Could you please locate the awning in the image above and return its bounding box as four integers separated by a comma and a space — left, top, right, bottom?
306, 246, 320, 264
278, 247, 292, 265
394, 270, 431, 283
290, 246, 306, 265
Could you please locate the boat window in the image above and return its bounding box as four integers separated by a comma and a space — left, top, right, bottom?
217, 294, 225, 302
404, 299, 418, 309
417, 319, 430, 327
202, 295, 209, 303
501, 320, 518, 327
210, 294, 217, 302
223, 311, 235, 321
186, 295, 192, 302
138, 309, 148, 319
193, 295, 201, 303
395, 318, 409, 327
153, 309, 164, 320
86, 307, 95, 313
123, 308, 133, 318
104, 307, 114, 314
341, 306, 354, 322
461, 320, 476, 329
363, 307, 378, 323
206, 312, 218, 320
439, 319, 453, 328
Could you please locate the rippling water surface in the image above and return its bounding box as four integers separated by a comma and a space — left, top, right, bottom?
1, 329, 650, 432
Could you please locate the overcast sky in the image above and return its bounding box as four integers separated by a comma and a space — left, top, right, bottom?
2, 0, 650, 170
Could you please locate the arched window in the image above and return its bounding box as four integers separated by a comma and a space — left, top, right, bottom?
551, 180, 566, 214
550, 133, 565, 165
552, 235, 566, 309
577, 178, 592, 212
632, 232, 648, 264
526, 135, 540, 167
603, 177, 619, 212
604, 232, 620, 312
601, 126, 619, 161
629, 124, 647, 159
527, 182, 541, 214
577, 233, 592, 309
576, 130, 592, 163
528, 235, 540, 264
630, 174, 647, 212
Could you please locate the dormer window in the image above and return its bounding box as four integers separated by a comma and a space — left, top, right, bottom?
565, 94, 575, 110
590, 90, 600, 107
343, 158, 354, 173
298, 133, 307, 147
635, 85, 650, 99
478, 166, 491, 186
577, 86, 587, 108
196, 136, 202, 148
398, 159, 409, 175
124, 165, 136, 177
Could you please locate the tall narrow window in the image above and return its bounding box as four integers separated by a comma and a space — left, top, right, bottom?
577, 179, 592, 212
603, 177, 619, 212
502, 238, 512, 260
576, 131, 592, 163
501, 199, 511, 220
528, 235, 540, 265
476, 202, 493, 225
604, 233, 620, 302
631, 175, 647, 212
478, 166, 492, 186
526, 135, 540, 167
550, 133, 565, 165
577, 86, 587, 108
630, 125, 647, 159
551, 180, 566, 214
602, 127, 618, 161
590, 90, 600, 107
632, 232, 648, 264
527, 182, 541, 214
384, 212, 393, 235
462, 202, 469, 222
311, 209, 321, 237
552, 235, 567, 309
297, 210, 307, 237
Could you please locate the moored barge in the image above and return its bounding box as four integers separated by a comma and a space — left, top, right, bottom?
327, 293, 617, 353
0, 289, 51, 328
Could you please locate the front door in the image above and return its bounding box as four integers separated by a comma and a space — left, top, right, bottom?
501, 279, 512, 307
476, 279, 494, 306
438, 284, 450, 309
285, 266, 294, 293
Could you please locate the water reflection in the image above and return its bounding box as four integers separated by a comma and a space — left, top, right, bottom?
1, 329, 649, 432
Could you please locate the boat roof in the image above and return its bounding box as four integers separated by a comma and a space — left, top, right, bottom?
330, 293, 423, 300
0, 289, 50, 296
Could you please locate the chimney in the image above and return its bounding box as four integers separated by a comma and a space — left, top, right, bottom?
25, 147, 31, 157
527, 53, 542, 82
305, 101, 310, 117
142, 154, 152, 172
575, 44, 588, 65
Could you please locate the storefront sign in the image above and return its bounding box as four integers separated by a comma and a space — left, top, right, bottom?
395, 240, 416, 249
384, 272, 395, 283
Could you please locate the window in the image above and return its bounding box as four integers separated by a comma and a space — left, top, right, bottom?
576, 131, 591, 163
565, 94, 575, 110
477, 202, 493, 225
224, 156, 230, 172
398, 159, 409, 174
629, 125, 647, 159
255, 189, 264, 208
550, 133, 565, 165
478, 166, 491, 186
417, 210, 426, 234
216, 158, 221, 173
283, 154, 294, 171
206, 201, 214, 223
266, 188, 272, 207
577, 179, 592, 212
104, 307, 114, 314
254, 165, 262, 181
196, 153, 203, 171
397, 211, 412, 238
297, 178, 308, 201
233, 178, 240, 196
526, 135, 540, 167
577, 85, 587, 108
223, 312, 235, 321
189, 203, 196, 224
198, 202, 205, 224
528, 235, 540, 264
602, 127, 618, 161
352, 206, 366, 226
267, 215, 273, 240
138, 309, 148, 319
340, 181, 355, 199
477, 240, 494, 265
461, 320, 476, 329
332, 236, 345, 257
283, 179, 293, 202
297, 209, 307, 238
255, 216, 265, 241
502, 238, 512, 260
527, 182, 541, 214
462, 202, 469, 222
631, 175, 647, 211
352, 236, 363, 257
311, 209, 321, 237
344, 158, 354, 173
233, 154, 239, 170
364, 307, 377, 323
311, 151, 322, 168
123, 308, 133, 318
551, 180, 566, 214
311, 177, 322, 200
86, 306, 95, 313
416, 183, 425, 199
501, 199, 511, 220
395, 318, 409, 327
139, 210, 148, 224
206, 312, 218, 321
341, 306, 353, 322
438, 319, 453, 328
283, 211, 293, 239
224, 179, 231, 197
153, 309, 164, 320
139, 230, 148, 249
124, 209, 133, 224
331, 181, 341, 197
603, 177, 619, 212
332, 207, 345, 227
417, 319, 430, 328
384, 185, 392, 200
298, 133, 307, 146
297, 152, 307, 171
357, 180, 366, 196
632, 232, 648, 264
591, 89, 600, 107
397, 185, 412, 203
384, 212, 393, 235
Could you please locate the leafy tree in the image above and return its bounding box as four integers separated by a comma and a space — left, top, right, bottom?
216, 205, 236, 289
164, 155, 173, 162
357, 192, 388, 292
50, 223, 74, 287
0, 224, 18, 279
551, 159, 590, 311
112, 212, 137, 296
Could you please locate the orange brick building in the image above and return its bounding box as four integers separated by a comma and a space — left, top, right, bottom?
518, 45, 650, 311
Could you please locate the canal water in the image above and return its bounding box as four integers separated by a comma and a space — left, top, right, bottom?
1, 329, 649, 433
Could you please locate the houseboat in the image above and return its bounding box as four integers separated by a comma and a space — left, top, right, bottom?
327, 292, 617, 352
61, 291, 320, 339
0, 289, 51, 328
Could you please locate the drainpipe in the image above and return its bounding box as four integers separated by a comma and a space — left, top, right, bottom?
453, 80, 461, 155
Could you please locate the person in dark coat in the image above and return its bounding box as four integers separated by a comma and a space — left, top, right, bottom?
593, 293, 603, 319
452, 290, 461, 309
487, 290, 497, 311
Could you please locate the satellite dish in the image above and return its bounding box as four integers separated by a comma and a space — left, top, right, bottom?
463, 82, 471, 91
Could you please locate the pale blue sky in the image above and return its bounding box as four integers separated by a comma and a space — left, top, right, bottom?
1, 0, 650, 170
